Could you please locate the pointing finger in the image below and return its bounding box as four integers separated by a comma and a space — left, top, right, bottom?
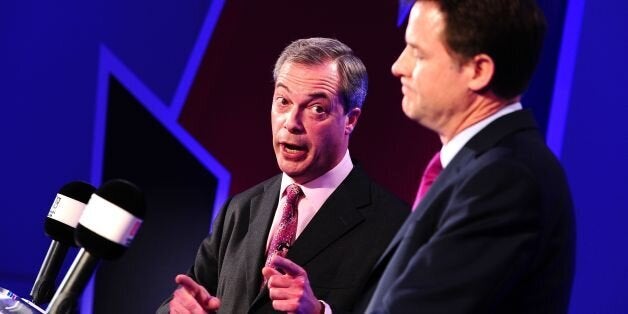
270, 255, 306, 277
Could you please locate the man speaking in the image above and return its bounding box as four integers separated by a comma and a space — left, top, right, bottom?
157, 37, 408, 314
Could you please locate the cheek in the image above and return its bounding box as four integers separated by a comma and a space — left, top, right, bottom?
271, 115, 283, 133
411, 64, 421, 78
409, 68, 427, 92
305, 125, 324, 146
317, 124, 343, 148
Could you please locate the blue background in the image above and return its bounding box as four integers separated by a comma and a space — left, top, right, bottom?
1, 0, 626, 312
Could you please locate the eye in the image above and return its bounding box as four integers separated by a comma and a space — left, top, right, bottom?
306, 104, 329, 120
412, 49, 423, 59
409, 46, 424, 60
311, 104, 325, 114
275, 96, 289, 106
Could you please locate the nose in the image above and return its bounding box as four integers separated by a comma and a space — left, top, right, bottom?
391, 46, 409, 78
284, 106, 305, 134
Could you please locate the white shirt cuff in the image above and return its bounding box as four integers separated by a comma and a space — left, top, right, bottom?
320, 299, 332, 314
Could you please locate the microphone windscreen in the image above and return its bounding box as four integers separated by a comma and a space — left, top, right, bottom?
95, 179, 146, 219
45, 181, 96, 244
76, 179, 146, 259
58, 181, 97, 204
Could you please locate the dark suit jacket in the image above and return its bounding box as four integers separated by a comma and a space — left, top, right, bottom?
158, 166, 408, 313
360, 111, 575, 314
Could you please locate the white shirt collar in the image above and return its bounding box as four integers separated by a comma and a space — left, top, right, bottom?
268, 150, 353, 242
441, 102, 522, 168
280, 149, 353, 196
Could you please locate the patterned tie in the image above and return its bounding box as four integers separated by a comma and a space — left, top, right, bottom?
412, 151, 443, 210
265, 183, 302, 268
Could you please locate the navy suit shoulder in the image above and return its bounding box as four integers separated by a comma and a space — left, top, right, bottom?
363, 111, 575, 314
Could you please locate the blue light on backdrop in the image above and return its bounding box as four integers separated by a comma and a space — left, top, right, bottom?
0, 0, 230, 312
1, 0, 627, 312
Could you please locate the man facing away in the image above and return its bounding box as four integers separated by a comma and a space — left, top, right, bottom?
360, 0, 575, 313
157, 37, 408, 314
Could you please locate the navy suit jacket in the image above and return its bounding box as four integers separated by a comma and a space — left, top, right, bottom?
360, 110, 575, 313
157, 166, 408, 313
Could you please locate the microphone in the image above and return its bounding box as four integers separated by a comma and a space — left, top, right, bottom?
46, 179, 146, 314
31, 181, 96, 305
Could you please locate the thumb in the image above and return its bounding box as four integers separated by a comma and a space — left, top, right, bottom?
262, 266, 281, 281
205, 296, 221, 310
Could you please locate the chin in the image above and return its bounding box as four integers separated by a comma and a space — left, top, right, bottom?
401, 101, 423, 121
401, 105, 416, 120
279, 163, 305, 177
401, 99, 413, 112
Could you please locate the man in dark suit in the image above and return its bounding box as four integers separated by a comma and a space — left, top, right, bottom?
157, 37, 408, 314
361, 0, 575, 313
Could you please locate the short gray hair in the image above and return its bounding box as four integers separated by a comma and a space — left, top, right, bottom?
273, 37, 368, 113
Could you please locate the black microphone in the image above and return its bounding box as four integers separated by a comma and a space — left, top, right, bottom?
46, 179, 146, 314
30, 181, 95, 306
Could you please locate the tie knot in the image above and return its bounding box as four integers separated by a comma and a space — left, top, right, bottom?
285, 183, 303, 204
412, 151, 443, 209
424, 151, 443, 179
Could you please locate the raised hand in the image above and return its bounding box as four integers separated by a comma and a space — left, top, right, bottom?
169, 274, 221, 314
262, 255, 322, 314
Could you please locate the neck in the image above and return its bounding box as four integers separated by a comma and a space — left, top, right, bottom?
439, 93, 517, 144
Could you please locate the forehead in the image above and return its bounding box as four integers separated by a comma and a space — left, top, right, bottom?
274, 62, 340, 96
406, 1, 446, 47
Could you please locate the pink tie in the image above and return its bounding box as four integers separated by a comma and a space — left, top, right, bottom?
265, 183, 302, 267
412, 151, 443, 210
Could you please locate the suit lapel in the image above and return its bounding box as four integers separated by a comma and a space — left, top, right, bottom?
249, 168, 369, 312
410, 149, 472, 219
245, 176, 281, 307
368, 152, 467, 274
286, 167, 369, 266
371, 110, 539, 276
416, 110, 539, 217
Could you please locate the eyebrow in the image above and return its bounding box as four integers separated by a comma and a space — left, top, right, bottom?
275, 82, 291, 93
275, 83, 330, 100
407, 39, 425, 53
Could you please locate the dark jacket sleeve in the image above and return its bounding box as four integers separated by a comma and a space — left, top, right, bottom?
156, 198, 233, 313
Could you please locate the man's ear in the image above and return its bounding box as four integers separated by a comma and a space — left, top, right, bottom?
345, 107, 361, 134
466, 53, 495, 92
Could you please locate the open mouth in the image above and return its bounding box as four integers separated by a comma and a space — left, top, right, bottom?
280, 143, 308, 160
283, 143, 306, 153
